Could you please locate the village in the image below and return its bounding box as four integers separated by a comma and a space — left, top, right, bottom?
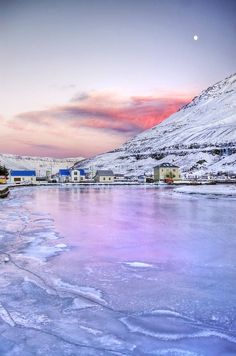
1, 162, 236, 195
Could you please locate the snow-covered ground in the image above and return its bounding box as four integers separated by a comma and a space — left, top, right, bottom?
0, 186, 236, 355
0, 153, 84, 175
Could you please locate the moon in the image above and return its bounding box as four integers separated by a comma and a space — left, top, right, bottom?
194, 35, 199, 41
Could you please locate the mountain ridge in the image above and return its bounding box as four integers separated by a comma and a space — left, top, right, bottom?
76, 73, 236, 176
0, 154, 84, 176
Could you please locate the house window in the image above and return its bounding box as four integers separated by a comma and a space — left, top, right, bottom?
74, 171, 77, 175
109, 177, 111, 180
103, 177, 106, 180
74, 177, 78, 181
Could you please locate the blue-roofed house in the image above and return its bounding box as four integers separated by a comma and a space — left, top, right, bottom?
58, 169, 71, 183
9, 170, 36, 184
58, 168, 87, 183
71, 168, 86, 183
70, 168, 80, 183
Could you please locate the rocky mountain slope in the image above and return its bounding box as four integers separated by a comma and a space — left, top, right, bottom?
77, 73, 236, 177
0, 154, 83, 176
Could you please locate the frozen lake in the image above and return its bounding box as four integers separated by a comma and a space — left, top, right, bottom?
0, 186, 236, 355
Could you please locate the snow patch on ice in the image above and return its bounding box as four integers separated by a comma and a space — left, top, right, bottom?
54, 279, 107, 304
123, 262, 154, 268
55, 243, 67, 248
0, 303, 15, 326
69, 298, 96, 310
152, 349, 199, 356
79, 325, 103, 336
23, 241, 68, 261
120, 317, 236, 344
10, 311, 50, 327
174, 184, 236, 197
150, 309, 194, 322
97, 334, 136, 352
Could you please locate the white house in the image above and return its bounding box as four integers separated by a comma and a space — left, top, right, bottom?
9, 170, 37, 184
76, 169, 86, 181
58, 168, 87, 183
70, 169, 80, 182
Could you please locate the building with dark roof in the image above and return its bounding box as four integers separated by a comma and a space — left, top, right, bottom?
154, 163, 179, 168
94, 170, 114, 183
154, 163, 180, 182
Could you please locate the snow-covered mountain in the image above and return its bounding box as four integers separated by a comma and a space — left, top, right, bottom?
0, 154, 84, 176
77, 73, 236, 177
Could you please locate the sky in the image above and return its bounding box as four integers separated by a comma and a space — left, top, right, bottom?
0, 0, 235, 158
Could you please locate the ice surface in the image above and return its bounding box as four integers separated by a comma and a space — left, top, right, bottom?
0, 186, 236, 355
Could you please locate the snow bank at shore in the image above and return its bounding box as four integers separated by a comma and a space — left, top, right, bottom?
174, 184, 236, 197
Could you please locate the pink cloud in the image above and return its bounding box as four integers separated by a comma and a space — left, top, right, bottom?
3, 91, 192, 157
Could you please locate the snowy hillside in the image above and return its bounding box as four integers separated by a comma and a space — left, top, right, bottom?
0, 154, 84, 176
77, 73, 236, 176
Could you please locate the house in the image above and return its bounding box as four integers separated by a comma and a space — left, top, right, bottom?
58, 168, 87, 183
0, 176, 7, 184
154, 163, 181, 182
58, 169, 71, 183
77, 169, 86, 181
9, 170, 36, 184
70, 168, 86, 182
94, 170, 114, 183
114, 173, 125, 182
70, 169, 80, 182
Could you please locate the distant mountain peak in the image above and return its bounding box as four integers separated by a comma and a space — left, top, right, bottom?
0, 154, 84, 175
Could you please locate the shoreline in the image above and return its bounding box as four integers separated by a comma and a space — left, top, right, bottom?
0, 186, 10, 198
4, 179, 236, 189
1, 182, 236, 201
174, 184, 236, 197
